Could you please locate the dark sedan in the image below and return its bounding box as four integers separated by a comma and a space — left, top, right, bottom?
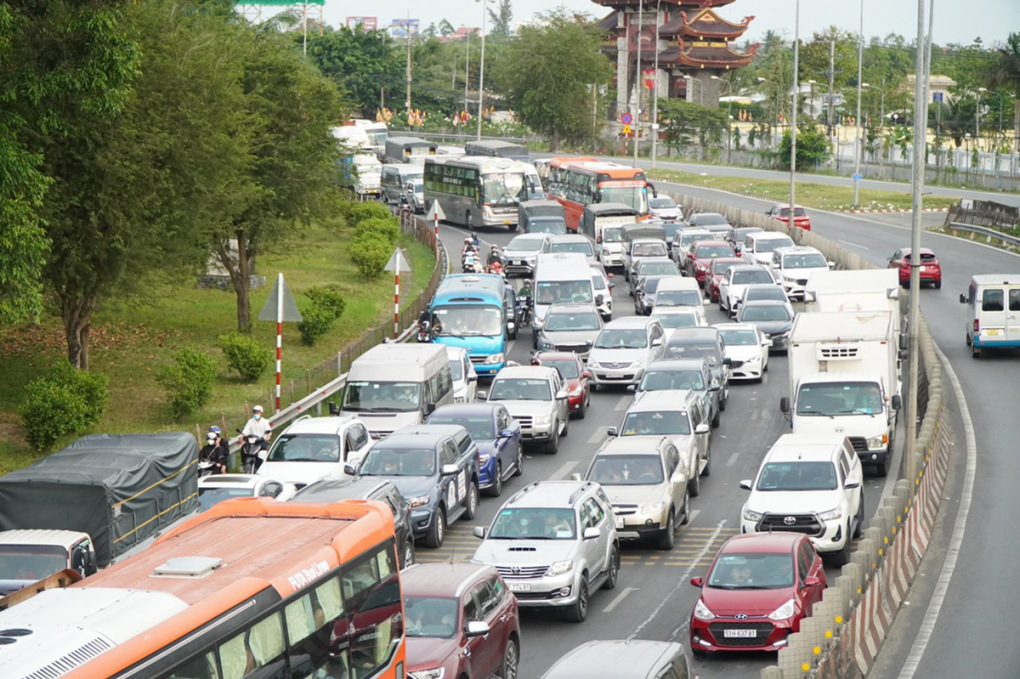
736, 300, 795, 352
428, 403, 523, 498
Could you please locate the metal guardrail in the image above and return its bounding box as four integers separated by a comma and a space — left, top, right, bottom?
946, 221, 1020, 247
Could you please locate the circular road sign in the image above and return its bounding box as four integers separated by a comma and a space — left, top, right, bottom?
620, 112, 633, 125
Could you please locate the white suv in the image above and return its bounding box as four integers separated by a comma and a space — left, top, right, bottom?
770, 246, 834, 301
258, 415, 373, 490
739, 434, 864, 566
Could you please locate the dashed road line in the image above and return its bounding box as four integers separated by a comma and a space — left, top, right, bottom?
726, 452, 741, 466
602, 586, 636, 613
587, 427, 607, 445
550, 461, 579, 480
614, 394, 632, 411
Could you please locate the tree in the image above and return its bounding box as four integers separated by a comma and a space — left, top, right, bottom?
779, 125, 832, 169
495, 10, 612, 150
438, 19, 456, 37
988, 32, 1020, 145
659, 100, 728, 159
488, 0, 513, 40
0, 0, 137, 326
304, 27, 403, 116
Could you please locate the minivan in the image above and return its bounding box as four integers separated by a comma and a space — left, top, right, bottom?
381, 163, 424, 204
542, 640, 691, 679
960, 274, 1020, 358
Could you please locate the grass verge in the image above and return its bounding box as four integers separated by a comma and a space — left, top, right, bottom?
0, 223, 436, 474
647, 168, 959, 212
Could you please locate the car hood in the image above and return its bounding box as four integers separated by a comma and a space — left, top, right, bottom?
541, 329, 600, 347
505, 248, 540, 259
352, 410, 422, 433
473, 538, 577, 566
474, 439, 499, 457
406, 637, 458, 672
724, 345, 763, 362
437, 335, 502, 356
793, 413, 889, 437
652, 209, 681, 219
589, 347, 648, 365
366, 475, 437, 499
745, 489, 843, 515
781, 266, 829, 279
495, 400, 555, 418
258, 461, 340, 486
748, 320, 794, 335
601, 483, 664, 505
700, 585, 795, 617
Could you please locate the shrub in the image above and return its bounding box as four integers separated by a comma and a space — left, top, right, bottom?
298, 286, 348, 346
156, 349, 217, 420
355, 216, 400, 246
306, 285, 347, 320
219, 332, 272, 383
338, 200, 393, 227
350, 231, 392, 280
19, 362, 110, 452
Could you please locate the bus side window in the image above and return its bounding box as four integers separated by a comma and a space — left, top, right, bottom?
438, 365, 453, 401
345, 545, 402, 679
162, 652, 220, 679
284, 578, 346, 679
220, 612, 286, 679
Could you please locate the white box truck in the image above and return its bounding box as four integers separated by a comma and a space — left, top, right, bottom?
804, 269, 902, 334
780, 311, 902, 476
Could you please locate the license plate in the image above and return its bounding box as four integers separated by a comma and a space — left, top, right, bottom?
607, 371, 624, 378
503, 220, 511, 225
515, 260, 524, 265
724, 629, 757, 638
987, 329, 1001, 336
508, 583, 531, 592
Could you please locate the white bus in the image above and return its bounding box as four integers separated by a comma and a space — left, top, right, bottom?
424, 156, 529, 230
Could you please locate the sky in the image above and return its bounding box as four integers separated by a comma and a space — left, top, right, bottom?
323, 0, 1018, 47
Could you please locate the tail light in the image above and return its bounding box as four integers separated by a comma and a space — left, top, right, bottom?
974, 320, 980, 335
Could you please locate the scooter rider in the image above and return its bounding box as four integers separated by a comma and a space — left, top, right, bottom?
242, 405, 272, 452
471, 232, 482, 250
487, 245, 501, 267
199, 431, 228, 475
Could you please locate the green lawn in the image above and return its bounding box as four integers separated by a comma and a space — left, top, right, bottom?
647, 168, 959, 212
0, 224, 436, 474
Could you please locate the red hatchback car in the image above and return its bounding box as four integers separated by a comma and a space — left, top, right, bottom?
767, 204, 811, 231
532, 351, 591, 418
888, 247, 942, 289
689, 533, 826, 654
706, 257, 745, 302
686, 241, 737, 283
403, 563, 521, 679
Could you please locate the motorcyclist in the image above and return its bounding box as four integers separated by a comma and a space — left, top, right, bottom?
471, 232, 481, 250
199, 431, 228, 475
242, 405, 272, 450
487, 245, 501, 267
517, 279, 534, 323
462, 237, 476, 256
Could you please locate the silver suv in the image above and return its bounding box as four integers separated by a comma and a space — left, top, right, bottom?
472, 480, 620, 622
588, 316, 666, 389
483, 366, 569, 453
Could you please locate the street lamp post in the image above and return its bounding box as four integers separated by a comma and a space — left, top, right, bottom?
976, 87, 988, 148
476, 0, 494, 141
651, 0, 663, 168
711, 75, 733, 162
789, 0, 801, 220
633, 0, 644, 167
852, 0, 864, 207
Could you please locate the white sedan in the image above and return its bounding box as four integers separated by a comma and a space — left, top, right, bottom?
714, 323, 771, 382
198, 474, 297, 511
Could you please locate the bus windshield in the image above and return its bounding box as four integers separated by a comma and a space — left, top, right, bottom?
599, 185, 648, 214
432, 305, 503, 337
482, 172, 525, 206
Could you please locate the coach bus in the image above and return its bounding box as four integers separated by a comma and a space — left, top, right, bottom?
424, 156, 531, 230
545, 157, 650, 231
2, 499, 406, 679
464, 139, 530, 162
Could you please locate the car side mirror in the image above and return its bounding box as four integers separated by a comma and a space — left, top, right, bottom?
328, 401, 340, 416
804, 576, 822, 587
473, 526, 487, 539
958, 294, 966, 304
477, 390, 488, 401
583, 527, 600, 540
734, 245, 742, 254
764, 338, 774, 347
695, 423, 710, 435
344, 464, 357, 476
596, 235, 603, 244
891, 394, 902, 411
583, 371, 592, 379
690, 576, 704, 587
828, 261, 836, 269
468, 374, 478, 383
845, 479, 861, 490
499, 428, 514, 438
723, 357, 732, 366
569, 472, 583, 481
465, 620, 491, 638
652, 338, 663, 347
424, 401, 436, 416
441, 464, 459, 476
779, 397, 790, 413
556, 389, 568, 400
607, 426, 619, 437
607, 272, 614, 278
739, 479, 752, 490
626, 384, 636, 392
708, 384, 720, 392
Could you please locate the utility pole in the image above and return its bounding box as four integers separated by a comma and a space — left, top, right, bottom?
633, 0, 644, 167
853, 0, 864, 206
828, 39, 835, 141
651, 0, 663, 168
789, 0, 800, 222
591, 84, 598, 153
464, 32, 471, 113
477, 3, 488, 141
405, 17, 412, 114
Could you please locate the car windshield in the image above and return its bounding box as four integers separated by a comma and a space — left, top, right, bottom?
482, 172, 525, 206
779, 207, 807, 218
488, 508, 577, 540
535, 281, 592, 305
508, 236, 546, 253
650, 197, 676, 209
708, 553, 796, 589
591, 274, 607, 291
719, 328, 758, 346
589, 454, 666, 486
268, 434, 340, 463
621, 412, 691, 437
489, 378, 552, 401
784, 254, 828, 269
638, 261, 679, 276
343, 381, 421, 413
551, 241, 594, 257
682, 233, 715, 248
754, 237, 795, 253
696, 245, 735, 259
0, 547, 68, 581
601, 227, 624, 243
740, 305, 791, 322
756, 462, 838, 491
666, 343, 721, 363
545, 311, 601, 332
653, 312, 698, 329
543, 359, 580, 379
198, 486, 255, 512
796, 382, 884, 416
655, 290, 701, 307
711, 261, 739, 276
633, 242, 668, 257
599, 186, 648, 214
595, 328, 648, 349
639, 369, 705, 391
360, 447, 437, 477
744, 286, 787, 303
405, 596, 459, 638
432, 305, 503, 337
429, 415, 493, 441
733, 270, 775, 285
690, 214, 729, 226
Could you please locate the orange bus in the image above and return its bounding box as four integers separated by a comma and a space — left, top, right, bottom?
61, 497, 406, 679
545, 157, 650, 231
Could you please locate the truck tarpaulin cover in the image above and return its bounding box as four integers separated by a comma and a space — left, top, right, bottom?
0, 433, 198, 566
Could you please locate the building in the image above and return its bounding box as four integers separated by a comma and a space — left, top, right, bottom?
593, 0, 758, 118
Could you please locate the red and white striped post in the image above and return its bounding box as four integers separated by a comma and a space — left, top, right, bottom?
275, 273, 283, 413
393, 267, 401, 339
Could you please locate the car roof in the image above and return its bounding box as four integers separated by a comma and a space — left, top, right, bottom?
900, 247, 936, 256
445, 345, 469, 360
504, 480, 597, 508
291, 477, 391, 501
624, 390, 696, 411
197, 474, 264, 490
543, 640, 685, 678
604, 316, 658, 329
720, 532, 802, 554
395, 424, 467, 440
694, 240, 732, 249
667, 327, 721, 342
776, 245, 822, 256
548, 233, 593, 243
740, 299, 789, 307
494, 365, 558, 380
431, 403, 501, 418
646, 358, 707, 371
597, 436, 671, 455
535, 351, 580, 362
636, 257, 674, 265
281, 416, 359, 435
714, 323, 759, 332
548, 302, 599, 314
400, 563, 497, 597
766, 434, 848, 462
652, 307, 698, 315
752, 231, 795, 240
509, 233, 551, 243
731, 264, 770, 273
373, 432, 447, 449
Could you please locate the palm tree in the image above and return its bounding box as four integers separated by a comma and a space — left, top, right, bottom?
988, 32, 1020, 146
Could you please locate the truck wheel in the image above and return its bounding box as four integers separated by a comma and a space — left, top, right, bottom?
828, 527, 852, 567
874, 456, 890, 477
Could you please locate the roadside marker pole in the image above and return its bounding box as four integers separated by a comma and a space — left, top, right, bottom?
275, 274, 283, 413
394, 269, 400, 339
258, 273, 301, 415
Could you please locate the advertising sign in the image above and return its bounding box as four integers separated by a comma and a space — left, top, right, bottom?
389, 19, 420, 39
346, 16, 378, 30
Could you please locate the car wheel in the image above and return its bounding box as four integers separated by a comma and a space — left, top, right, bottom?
402, 539, 415, 569
463, 480, 479, 520
719, 297, 726, 312
546, 424, 560, 454
590, 382, 598, 392
873, 455, 891, 477
576, 399, 587, 419
513, 447, 524, 477
853, 491, 865, 539
486, 462, 503, 497
711, 408, 720, 428
566, 578, 589, 622
692, 647, 707, 657
561, 414, 569, 437
965, 333, 972, 346
657, 512, 675, 550
828, 526, 853, 567
934, 279, 942, 289
689, 468, 701, 498
602, 548, 620, 590
502, 637, 520, 679
702, 447, 712, 477
972, 345, 981, 359
680, 491, 691, 525
720, 394, 727, 412
425, 507, 446, 548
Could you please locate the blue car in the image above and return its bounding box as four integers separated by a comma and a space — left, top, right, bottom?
428, 403, 523, 498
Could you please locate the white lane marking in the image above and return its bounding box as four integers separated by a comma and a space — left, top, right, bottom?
602, 586, 636, 613
839, 239, 871, 250
686, 509, 700, 524
550, 461, 579, 481
726, 452, 741, 467
587, 427, 607, 445
627, 519, 727, 641
614, 394, 632, 411
898, 343, 976, 679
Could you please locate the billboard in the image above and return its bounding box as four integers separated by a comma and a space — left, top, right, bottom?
389, 18, 420, 39
346, 16, 378, 30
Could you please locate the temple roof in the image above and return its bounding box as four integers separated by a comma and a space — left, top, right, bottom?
675, 40, 761, 68
596, 11, 619, 31
591, 0, 735, 7
660, 8, 753, 38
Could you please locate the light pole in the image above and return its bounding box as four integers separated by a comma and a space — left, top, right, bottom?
976, 86, 988, 147
806, 79, 816, 119
464, 30, 470, 113
711, 74, 733, 162
789, 0, 800, 224
651, 0, 663, 168
476, 0, 494, 141
633, 0, 644, 167
862, 82, 885, 131
758, 77, 776, 147
852, 0, 864, 207
683, 74, 703, 105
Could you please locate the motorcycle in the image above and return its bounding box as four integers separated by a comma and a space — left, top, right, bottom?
198, 458, 218, 478
516, 295, 533, 325
462, 256, 482, 274
416, 320, 432, 343
487, 261, 505, 278
237, 429, 269, 474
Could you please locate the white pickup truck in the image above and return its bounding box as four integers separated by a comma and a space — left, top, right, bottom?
0, 530, 97, 595
780, 311, 902, 476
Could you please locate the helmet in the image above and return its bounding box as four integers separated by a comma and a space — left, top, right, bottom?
208, 425, 221, 434
253, 405, 264, 413
523, 278, 532, 286
464, 237, 471, 244
206, 432, 217, 441
491, 245, 499, 251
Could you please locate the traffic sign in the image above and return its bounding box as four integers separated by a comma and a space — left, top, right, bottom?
622, 124, 633, 136
259, 274, 302, 323
852, 173, 862, 181
426, 201, 446, 222
384, 248, 412, 273
620, 112, 633, 125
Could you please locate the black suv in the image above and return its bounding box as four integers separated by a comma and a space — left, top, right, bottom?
292, 477, 416, 569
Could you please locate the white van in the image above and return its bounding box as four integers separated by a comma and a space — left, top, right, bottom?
533, 253, 598, 334
960, 275, 1020, 358
381, 164, 424, 204
652, 277, 708, 324
337, 343, 454, 439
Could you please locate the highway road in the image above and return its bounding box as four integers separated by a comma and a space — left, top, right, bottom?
424, 218, 903, 678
